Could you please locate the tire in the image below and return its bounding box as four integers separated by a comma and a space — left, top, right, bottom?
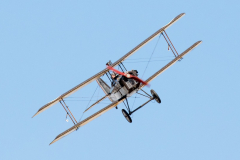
150, 89, 161, 103
122, 109, 132, 123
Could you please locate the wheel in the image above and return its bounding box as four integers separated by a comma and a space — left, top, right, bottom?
122, 109, 132, 123
150, 89, 161, 103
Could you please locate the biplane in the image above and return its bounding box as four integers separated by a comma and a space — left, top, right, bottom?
32, 13, 202, 145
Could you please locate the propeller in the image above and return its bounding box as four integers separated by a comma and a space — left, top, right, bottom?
107, 65, 149, 86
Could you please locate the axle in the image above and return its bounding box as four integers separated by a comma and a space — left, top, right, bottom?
129, 98, 153, 115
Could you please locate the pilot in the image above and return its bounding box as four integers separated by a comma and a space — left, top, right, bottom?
109, 73, 120, 94
111, 73, 117, 86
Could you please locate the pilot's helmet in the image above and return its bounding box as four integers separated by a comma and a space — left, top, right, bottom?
111, 73, 116, 79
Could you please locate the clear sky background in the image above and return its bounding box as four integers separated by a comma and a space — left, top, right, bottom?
1, 0, 240, 160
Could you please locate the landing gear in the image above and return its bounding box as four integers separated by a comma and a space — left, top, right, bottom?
122, 109, 132, 123
121, 89, 161, 123
150, 89, 161, 103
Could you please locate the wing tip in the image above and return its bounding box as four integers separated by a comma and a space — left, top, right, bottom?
165, 13, 186, 29
180, 12, 186, 16
177, 12, 186, 18
32, 112, 39, 118
49, 140, 55, 145
195, 40, 203, 46
186, 40, 202, 53
49, 136, 61, 145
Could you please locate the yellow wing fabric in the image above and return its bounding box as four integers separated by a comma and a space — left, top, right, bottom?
140, 41, 202, 88
49, 98, 125, 145
32, 13, 186, 118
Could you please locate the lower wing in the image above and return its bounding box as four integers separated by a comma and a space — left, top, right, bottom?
49, 98, 125, 145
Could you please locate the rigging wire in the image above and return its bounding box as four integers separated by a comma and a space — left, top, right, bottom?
97, 83, 100, 100
124, 59, 172, 63
130, 34, 162, 112
141, 34, 162, 79
65, 100, 110, 102
66, 96, 103, 98
65, 96, 140, 100
78, 85, 99, 122
125, 56, 174, 61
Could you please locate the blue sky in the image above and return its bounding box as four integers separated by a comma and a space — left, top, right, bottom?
1, 0, 240, 160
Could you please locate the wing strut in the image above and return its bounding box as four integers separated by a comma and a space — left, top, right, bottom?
163, 30, 179, 57
162, 31, 178, 57
59, 99, 78, 124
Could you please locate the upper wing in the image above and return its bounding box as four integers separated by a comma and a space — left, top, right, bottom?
33, 13, 185, 118
49, 98, 125, 145
140, 41, 202, 88
110, 13, 185, 67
